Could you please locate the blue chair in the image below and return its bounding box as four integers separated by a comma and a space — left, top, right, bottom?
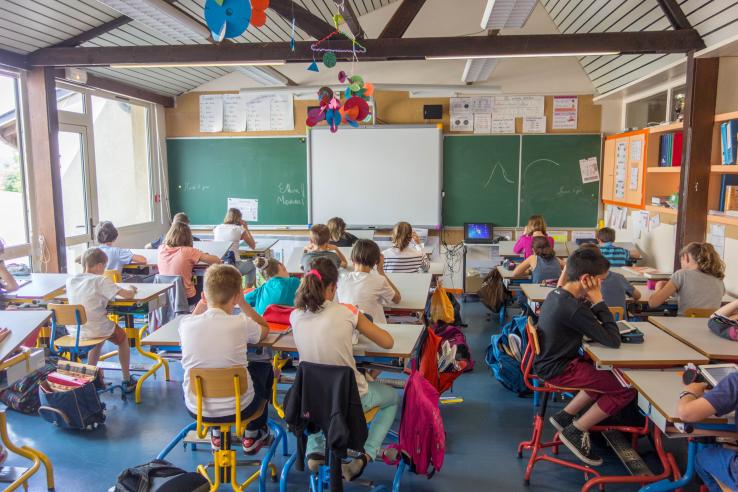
48, 304, 108, 362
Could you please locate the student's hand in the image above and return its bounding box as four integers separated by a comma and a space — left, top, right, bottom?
582, 275, 603, 304
0, 327, 10, 344
130, 285, 138, 294
411, 232, 421, 244
655, 280, 668, 291
304, 243, 317, 253
683, 382, 708, 397
377, 254, 385, 274
240, 220, 249, 228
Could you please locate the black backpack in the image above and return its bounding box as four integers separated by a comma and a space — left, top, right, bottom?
114, 460, 209, 492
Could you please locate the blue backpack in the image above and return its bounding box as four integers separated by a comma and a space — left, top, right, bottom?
485, 316, 531, 397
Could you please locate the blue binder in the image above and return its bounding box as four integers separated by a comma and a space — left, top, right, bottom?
720, 120, 738, 165
659, 134, 670, 167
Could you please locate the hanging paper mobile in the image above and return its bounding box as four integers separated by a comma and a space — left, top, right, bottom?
204, 0, 269, 41
305, 72, 373, 132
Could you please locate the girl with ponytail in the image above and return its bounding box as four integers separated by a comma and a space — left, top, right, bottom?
290, 257, 398, 480
244, 257, 300, 315
648, 242, 726, 315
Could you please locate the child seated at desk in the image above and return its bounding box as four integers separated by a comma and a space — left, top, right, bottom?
512, 236, 564, 283
649, 242, 725, 315
96, 221, 146, 274
337, 239, 401, 324
301, 224, 347, 272
534, 247, 635, 466
180, 265, 272, 454
382, 222, 429, 273
290, 258, 397, 480
678, 372, 738, 491
214, 208, 257, 288
145, 212, 199, 249
710, 298, 738, 341
596, 227, 639, 267
514, 215, 554, 259
158, 222, 221, 306
245, 257, 300, 315
328, 217, 358, 247
65, 248, 139, 392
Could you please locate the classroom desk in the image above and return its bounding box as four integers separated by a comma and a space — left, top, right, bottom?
385, 273, 432, 312
4, 273, 69, 304
129, 240, 232, 266
239, 239, 279, 258
648, 316, 738, 361
140, 315, 283, 348
287, 248, 442, 276
610, 266, 648, 283
497, 265, 531, 280
620, 266, 671, 281
519, 283, 553, 303
498, 241, 568, 258
0, 310, 51, 361
584, 322, 708, 368
337, 247, 443, 276
347, 230, 375, 240
272, 323, 424, 359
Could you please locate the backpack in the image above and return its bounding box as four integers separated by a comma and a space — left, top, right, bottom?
432, 323, 474, 374
418, 323, 473, 394
477, 269, 511, 313
39, 380, 106, 430
383, 371, 445, 478
424, 289, 464, 327
114, 459, 209, 492
485, 316, 531, 397
0, 361, 57, 414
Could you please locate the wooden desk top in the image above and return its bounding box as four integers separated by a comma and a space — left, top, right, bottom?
240, 239, 279, 254
272, 323, 423, 359
610, 267, 647, 283
584, 322, 708, 367
498, 241, 567, 258
497, 265, 531, 280
0, 310, 51, 361
57, 283, 173, 304
6, 273, 69, 301
520, 283, 553, 303
385, 273, 432, 311
140, 315, 281, 347
648, 316, 738, 361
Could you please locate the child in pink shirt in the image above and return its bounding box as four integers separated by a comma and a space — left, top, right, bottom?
514, 215, 555, 259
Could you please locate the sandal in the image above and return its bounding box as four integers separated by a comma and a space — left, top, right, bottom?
341, 453, 369, 481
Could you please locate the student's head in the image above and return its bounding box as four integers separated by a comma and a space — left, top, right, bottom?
392, 222, 414, 250
254, 256, 286, 279
172, 212, 190, 225
164, 222, 194, 248
96, 221, 118, 244
309, 224, 330, 247
351, 239, 381, 267
295, 257, 339, 313
578, 243, 599, 252
223, 208, 243, 225
596, 227, 616, 244
564, 247, 610, 284
81, 247, 108, 274
203, 264, 242, 306
525, 215, 547, 236
327, 217, 347, 242
679, 242, 725, 279
532, 236, 555, 259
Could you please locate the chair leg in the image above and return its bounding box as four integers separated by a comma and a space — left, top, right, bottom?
279, 451, 299, 492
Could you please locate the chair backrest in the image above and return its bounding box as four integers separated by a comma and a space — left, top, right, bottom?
520, 317, 540, 391
526, 317, 541, 356
189, 367, 249, 399
609, 306, 625, 321
103, 270, 121, 283
684, 308, 714, 318
49, 303, 87, 326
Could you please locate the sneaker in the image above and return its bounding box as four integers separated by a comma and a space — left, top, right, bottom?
211, 430, 221, 452
122, 375, 138, 394
242, 429, 271, 455
549, 410, 575, 432
559, 424, 603, 467
307, 453, 325, 473
341, 454, 369, 482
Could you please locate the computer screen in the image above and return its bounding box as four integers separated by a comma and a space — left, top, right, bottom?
464, 223, 494, 243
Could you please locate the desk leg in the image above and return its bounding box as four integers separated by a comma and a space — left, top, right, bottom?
133, 323, 168, 404
639, 440, 698, 492
0, 410, 54, 491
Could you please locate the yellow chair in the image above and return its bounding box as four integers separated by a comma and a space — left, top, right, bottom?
609, 306, 625, 321
271, 354, 291, 419
685, 308, 714, 318
48, 304, 107, 361
190, 367, 276, 491
103, 270, 121, 283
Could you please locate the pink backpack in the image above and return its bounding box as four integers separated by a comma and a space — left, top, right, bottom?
384, 371, 445, 477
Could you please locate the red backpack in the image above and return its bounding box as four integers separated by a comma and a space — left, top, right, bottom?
384, 370, 445, 477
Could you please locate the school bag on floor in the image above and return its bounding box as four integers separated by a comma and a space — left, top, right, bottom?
424, 286, 464, 327
0, 360, 57, 414
38, 361, 106, 430
485, 315, 531, 397
383, 370, 445, 478
477, 268, 511, 313
113, 459, 209, 492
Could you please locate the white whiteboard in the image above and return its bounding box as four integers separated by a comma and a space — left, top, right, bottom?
309, 126, 442, 227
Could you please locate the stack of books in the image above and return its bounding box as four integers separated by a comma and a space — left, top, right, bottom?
659, 131, 683, 167
720, 120, 738, 165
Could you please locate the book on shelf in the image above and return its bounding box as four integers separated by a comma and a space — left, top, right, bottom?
720, 120, 738, 165
658, 131, 683, 167
726, 185, 738, 212
651, 196, 677, 208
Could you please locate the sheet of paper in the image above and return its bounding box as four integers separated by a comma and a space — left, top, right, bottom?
522, 116, 546, 134
473, 114, 492, 134
222, 94, 246, 132
450, 97, 473, 115
267, 93, 294, 131
240, 92, 295, 131
615, 142, 627, 199
629, 141, 643, 162
572, 231, 596, 240
632, 211, 650, 239
490, 118, 515, 134
548, 231, 568, 243
492, 95, 544, 119
451, 114, 473, 132
579, 156, 599, 183
629, 168, 639, 191
552, 96, 578, 129
708, 223, 726, 257
227, 198, 258, 222
470, 96, 493, 114
649, 213, 660, 231
244, 94, 271, 131
199, 94, 223, 132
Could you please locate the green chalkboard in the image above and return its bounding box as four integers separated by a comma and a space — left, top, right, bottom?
519, 134, 602, 228
167, 137, 308, 225
443, 135, 520, 227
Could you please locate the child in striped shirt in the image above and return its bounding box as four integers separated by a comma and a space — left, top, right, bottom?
382, 222, 429, 273
596, 227, 639, 267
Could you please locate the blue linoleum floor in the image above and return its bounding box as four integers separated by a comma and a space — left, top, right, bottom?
5, 302, 697, 491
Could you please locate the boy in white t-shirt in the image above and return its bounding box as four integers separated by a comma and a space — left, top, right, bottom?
65, 248, 138, 392
337, 239, 401, 324
180, 264, 271, 454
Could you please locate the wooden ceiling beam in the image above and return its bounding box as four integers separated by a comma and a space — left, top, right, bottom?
379, 0, 426, 38
269, 0, 335, 40
0, 48, 28, 70
656, 0, 694, 32
54, 69, 175, 107
341, 1, 366, 39
29, 30, 705, 67
53, 16, 133, 47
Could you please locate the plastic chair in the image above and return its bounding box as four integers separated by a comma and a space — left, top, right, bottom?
608, 306, 625, 321
47, 304, 107, 362
190, 367, 282, 492
103, 270, 121, 283
684, 308, 714, 318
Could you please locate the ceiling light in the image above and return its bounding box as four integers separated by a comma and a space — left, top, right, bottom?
427, 52, 619, 61
96, 0, 210, 42
481, 0, 537, 29
235, 66, 289, 86
110, 61, 286, 68
462, 58, 498, 83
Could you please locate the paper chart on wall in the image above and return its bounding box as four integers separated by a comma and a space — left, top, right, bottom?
241, 92, 295, 131
490, 118, 515, 134
629, 168, 639, 191
629, 141, 643, 162
199, 94, 224, 132
227, 198, 258, 222
473, 114, 492, 134
222, 94, 246, 132
470, 96, 493, 114
632, 211, 650, 239
708, 223, 726, 257
615, 142, 627, 199
492, 96, 544, 119
522, 116, 546, 133
579, 156, 599, 183
552, 96, 577, 130
450, 97, 473, 115
451, 114, 473, 132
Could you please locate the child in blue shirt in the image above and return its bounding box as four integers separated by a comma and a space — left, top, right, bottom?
245, 257, 301, 315
596, 227, 640, 267
96, 221, 145, 273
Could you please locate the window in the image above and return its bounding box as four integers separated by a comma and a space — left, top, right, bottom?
57, 90, 85, 113
0, 73, 29, 250
91, 95, 152, 227
625, 91, 667, 129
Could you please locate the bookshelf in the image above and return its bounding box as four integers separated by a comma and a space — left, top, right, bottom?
711, 165, 738, 174
647, 167, 681, 173
648, 122, 683, 134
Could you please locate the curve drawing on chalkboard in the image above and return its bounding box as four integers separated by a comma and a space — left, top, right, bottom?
483, 161, 515, 189
523, 158, 561, 182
